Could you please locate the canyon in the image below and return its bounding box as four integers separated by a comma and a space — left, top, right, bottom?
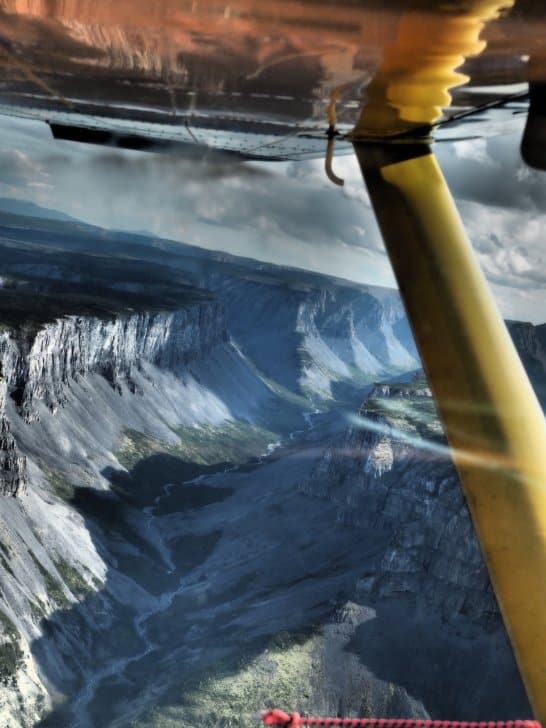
0, 203, 535, 726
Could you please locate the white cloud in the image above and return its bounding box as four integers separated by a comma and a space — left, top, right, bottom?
0, 115, 545, 321
453, 138, 498, 168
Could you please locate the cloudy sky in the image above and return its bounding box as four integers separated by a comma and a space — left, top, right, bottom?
0, 114, 545, 322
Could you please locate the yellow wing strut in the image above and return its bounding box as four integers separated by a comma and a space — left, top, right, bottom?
349, 0, 546, 717
355, 141, 546, 721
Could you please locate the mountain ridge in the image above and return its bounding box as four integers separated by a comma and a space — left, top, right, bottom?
0, 209, 537, 725
0, 198, 398, 296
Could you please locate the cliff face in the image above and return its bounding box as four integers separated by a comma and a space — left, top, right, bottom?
13, 303, 227, 419
0, 294, 275, 727
0, 255, 422, 501
0, 301, 227, 496
508, 320, 546, 361
507, 320, 546, 406
0, 417, 27, 496
215, 277, 418, 399
300, 373, 498, 627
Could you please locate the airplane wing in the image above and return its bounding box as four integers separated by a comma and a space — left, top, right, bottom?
0, 0, 539, 160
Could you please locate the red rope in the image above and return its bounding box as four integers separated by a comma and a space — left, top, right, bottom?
261, 709, 541, 728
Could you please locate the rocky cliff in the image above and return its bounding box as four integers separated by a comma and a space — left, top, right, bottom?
10, 303, 227, 420
295, 371, 529, 717
507, 320, 546, 406
300, 372, 499, 626
0, 301, 227, 495
0, 285, 307, 727
214, 276, 418, 399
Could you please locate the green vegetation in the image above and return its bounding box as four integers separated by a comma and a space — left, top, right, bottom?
117, 420, 279, 471
0, 539, 15, 579
0, 610, 18, 641
92, 574, 105, 591
54, 558, 93, 601
253, 372, 309, 411
30, 553, 70, 609
42, 572, 70, 609
0, 642, 22, 684
136, 632, 318, 728
363, 391, 443, 442
45, 468, 76, 501
0, 610, 22, 684
30, 552, 98, 606
29, 600, 46, 623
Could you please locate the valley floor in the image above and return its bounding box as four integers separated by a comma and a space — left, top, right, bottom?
39, 409, 361, 727
38, 399, 528, 727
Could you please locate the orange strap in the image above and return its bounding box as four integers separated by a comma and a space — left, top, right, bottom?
262, 710, 540, 728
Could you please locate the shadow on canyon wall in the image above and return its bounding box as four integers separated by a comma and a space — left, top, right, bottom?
31, 439, 530, 727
